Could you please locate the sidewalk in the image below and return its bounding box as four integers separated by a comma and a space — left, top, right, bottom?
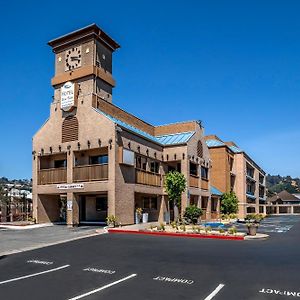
0, 225, 105, 256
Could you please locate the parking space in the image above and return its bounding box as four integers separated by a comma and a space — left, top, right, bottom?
0, 216, 300, 299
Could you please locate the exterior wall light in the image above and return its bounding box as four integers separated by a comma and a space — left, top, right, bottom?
108, 139, 113, 149
41, 148, 44, 155
77, 142, 81, 150
182, 153, 185, 160
50, 147, 53, 153
59, 145, 62, 152
137, 146, 140, 153
146, 149, 149, 156
128, 142, 131, 149
87, 140, 91, 148
67, 145, 71, 155
98, 139, 101, 147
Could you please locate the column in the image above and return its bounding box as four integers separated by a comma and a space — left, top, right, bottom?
206, 196, 212, 220
66, 192, 79, 227
291, 206, 294, 214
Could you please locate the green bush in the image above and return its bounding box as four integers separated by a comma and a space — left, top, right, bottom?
184, 205, 203, 224
228, 226, 237, 235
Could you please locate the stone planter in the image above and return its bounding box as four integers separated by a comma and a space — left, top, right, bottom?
247, 225, 257, 236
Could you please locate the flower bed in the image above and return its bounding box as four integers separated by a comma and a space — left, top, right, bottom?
108, 224, 245, 240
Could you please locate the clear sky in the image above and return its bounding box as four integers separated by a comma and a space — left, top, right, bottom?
0, 0, 299, 179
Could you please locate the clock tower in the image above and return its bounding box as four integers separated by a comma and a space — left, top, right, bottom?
48, 24, 120, 105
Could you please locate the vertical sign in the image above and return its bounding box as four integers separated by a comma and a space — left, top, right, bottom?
61, 81, 77, 111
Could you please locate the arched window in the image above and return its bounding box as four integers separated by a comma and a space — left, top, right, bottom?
62, 116, 78, 143
197, 140, 203, 158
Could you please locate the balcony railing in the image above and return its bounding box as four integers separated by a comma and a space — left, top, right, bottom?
73, 164, 108, 182
189, 175, 199, 188
136, 169, 161, 187
201, 178, 209, 190
38, 168, 67, 185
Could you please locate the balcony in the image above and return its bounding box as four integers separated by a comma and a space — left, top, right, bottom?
201, 179, 209, 190
136, 169, 161, 187
38, 168, 67, 185
189, 175, 199, 188
73, 164, 108, 182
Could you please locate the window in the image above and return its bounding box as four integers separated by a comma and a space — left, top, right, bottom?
136, 155, 147, 171
150, 161, 160, 174
96, 197, 107, 211
142, 197, 158, 210
90, 155, 108, 165
201, 166, 208, 179
190, 162, 198, 176
54, 160, 67, 168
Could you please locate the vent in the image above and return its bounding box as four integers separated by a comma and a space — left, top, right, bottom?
62, 116, 78, 143
197, 140, 203, 158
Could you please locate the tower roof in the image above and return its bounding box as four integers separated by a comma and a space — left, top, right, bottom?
48, 23, 120, 52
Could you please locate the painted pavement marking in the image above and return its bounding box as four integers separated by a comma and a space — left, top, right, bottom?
0, 264, 70, 285
259, 288, 300, 297
153, 275, 194, 285
67, 273, 137, 300
203, 283, 225, 300
27, 259, 54, 265
83, 267, 116, 275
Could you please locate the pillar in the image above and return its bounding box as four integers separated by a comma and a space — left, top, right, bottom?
206, 196, 212, 220
66, 192, 79, 227
291, 206, 294, 214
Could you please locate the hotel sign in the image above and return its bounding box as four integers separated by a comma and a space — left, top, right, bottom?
61, 81, 77, 111
57, 184, 84, 190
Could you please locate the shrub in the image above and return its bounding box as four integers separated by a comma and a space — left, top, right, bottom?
106, 215, 117, 227
218, 226, 225, 234
160, 223, 165, 231
205, 225, 212, 233
180, 224, 186, 232
228, 226, 237, 235
184, 205, 203, 224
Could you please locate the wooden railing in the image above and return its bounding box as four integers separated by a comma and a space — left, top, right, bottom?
73, 164, 108, 182
201, 179, 209, 190
136, 169, 161, 187
38, 168, 67, 185
189, 175, 199, 188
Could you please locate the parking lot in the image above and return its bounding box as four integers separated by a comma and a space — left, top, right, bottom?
0, 215, 300, 300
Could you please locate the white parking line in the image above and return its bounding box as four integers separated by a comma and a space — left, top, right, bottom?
67, 273, 137, 300
204, 284, 225, 300
0, 264, 70, 285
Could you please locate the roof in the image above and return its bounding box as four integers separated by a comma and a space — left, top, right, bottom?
205, 139, 225, 147
229, 145, 243, 153
48, 23, 120, 51
211, 186, 223, 196
95, 108, 195, 146
268, 190, 300, 203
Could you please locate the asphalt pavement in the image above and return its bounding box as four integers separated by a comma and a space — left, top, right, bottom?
0, 216, 299, 300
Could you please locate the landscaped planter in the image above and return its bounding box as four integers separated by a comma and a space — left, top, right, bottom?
108, 228, 245, 240
247, 225, 258, 236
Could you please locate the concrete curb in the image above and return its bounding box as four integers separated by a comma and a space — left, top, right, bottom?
0, 231, 106, 257
244, 233, 269, 240
108, 229, 245, 240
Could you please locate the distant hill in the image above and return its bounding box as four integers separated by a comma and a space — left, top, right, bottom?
266, 175, 300, 196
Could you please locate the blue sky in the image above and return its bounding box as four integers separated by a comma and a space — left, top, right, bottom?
0, 0, 299, 179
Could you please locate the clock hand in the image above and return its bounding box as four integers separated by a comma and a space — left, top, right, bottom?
70, 57, 80, 61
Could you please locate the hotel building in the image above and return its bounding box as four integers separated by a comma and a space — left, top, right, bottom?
205, 135, 266, 219
32, 24, 222, 226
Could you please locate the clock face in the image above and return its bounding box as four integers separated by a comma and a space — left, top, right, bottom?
65, 46, 82, 71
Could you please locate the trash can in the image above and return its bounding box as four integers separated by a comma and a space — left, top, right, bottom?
142, 213, 149, 223
164, 212, 170, 223
135, 212, 140, 224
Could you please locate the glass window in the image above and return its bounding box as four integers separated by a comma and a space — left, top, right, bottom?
201, 167, 208, 179
190, 162, 198, 176
96, 197, 107, 211
150, 161, 160, 174
150, 197, 158, 210
54, 160, 67, 168
90, 155, 108, 165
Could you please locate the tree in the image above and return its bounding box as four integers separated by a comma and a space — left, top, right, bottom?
184, 205, 203, 224
164, 171, 186, 221
220, 191, 239, 215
